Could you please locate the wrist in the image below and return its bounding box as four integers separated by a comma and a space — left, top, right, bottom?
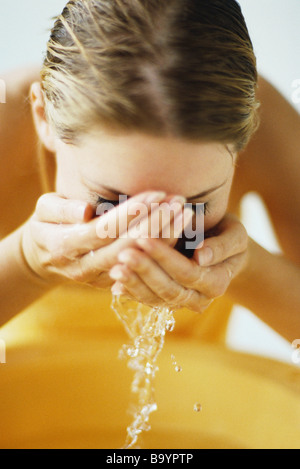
0, 226, 60, 325
18, 225, 62, 290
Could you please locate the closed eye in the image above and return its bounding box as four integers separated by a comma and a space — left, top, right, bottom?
191, 202, 209, 216
96, 196, 210, 216
96, 195, 120, 207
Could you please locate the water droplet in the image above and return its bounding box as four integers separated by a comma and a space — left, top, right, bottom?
171, 354, 182, 373
145, 363, 154, 375
166, 318, 175, 332
193, 403, 202, 413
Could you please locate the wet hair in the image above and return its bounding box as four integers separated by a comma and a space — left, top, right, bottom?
41, 0, 260, 152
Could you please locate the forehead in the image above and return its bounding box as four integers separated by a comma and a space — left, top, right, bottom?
62, 131, 233, 196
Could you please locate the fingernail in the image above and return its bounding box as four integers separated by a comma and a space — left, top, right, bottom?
110, 267, 129, 281
118, 251, 138, 266
109, 269, 123, 281
198, 247, 213, 266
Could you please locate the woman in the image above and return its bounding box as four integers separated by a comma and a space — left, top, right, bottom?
0, 0, 300, 449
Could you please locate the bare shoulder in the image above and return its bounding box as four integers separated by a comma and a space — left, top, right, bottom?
0, 66, 44, 238
231, 74, 300, 202
231, 74, 300, 262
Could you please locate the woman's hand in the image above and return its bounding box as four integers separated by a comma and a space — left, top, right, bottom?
20, 191, 183, 289
109, 213, 249, 313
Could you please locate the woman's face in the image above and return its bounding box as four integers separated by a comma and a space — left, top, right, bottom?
31, 83, 235, 234
54, 129, 236, 232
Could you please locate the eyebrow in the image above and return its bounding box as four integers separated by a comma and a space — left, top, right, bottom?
100, 178, 228, 201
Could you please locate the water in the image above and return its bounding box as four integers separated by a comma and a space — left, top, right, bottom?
194, 403, 203, 413
171, 354, 182, 373
111, 294, 177, 449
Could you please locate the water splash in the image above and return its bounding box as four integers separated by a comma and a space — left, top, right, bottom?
111, 294, 177, 449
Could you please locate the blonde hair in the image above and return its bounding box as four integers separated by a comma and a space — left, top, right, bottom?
41, 0, 260, 152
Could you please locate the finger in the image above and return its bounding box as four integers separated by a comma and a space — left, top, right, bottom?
195, 214, 248, 267
33, 191, 167, 260
132, 235, 229, 299
95, 190, 167, 240
132, 233, 226, 298
109, 264, 163, 307
30, 218, 111, 264
65, 196, 186, 271
90, 198, 186, 270
114, 248, 208, 312
133, 205, 196, 264
123, 197, 186, 241
85, 271, 114, 290
154, 194, 188, 248
36, 190, 167, 247
135, 236, 202, 287
66, 190, 169, 254
111, 281, 211, 315
167, 205, 195, 249
35, 193, 94, 224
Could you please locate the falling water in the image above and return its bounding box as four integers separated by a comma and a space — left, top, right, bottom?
111, 294, 177, 449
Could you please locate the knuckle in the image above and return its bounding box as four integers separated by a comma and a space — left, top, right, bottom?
183, 292, 206, 313
156, 284, 177, 302
185, 268, 204, 288
49, 251, 68, 267
150, 247, 165, 262
170, 288, 192, 306
135, 260, 149, 274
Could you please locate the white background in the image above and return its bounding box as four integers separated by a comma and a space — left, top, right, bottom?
0, 0, 299, 364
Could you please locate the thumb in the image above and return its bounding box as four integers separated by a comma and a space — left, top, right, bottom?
35, 193, 94, 224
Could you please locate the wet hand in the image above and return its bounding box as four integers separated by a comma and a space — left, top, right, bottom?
21, 191, 182, 289
109, 213, 249, 313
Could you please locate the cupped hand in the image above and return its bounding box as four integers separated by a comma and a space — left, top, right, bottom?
109, 213, 249, 313
21, 191, 184, 289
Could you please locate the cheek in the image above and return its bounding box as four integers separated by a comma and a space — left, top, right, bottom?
204, 213, 225, 233
204, 194, 230, 232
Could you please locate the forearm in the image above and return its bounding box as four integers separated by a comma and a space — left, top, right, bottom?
226, 237, 300, 343
0, 226, 58, 326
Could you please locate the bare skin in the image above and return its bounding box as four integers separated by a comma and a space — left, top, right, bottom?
0, 66, 300, 341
